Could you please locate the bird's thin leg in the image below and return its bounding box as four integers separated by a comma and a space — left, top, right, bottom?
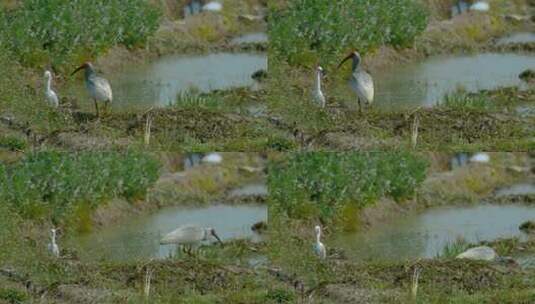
94, 99, 99, 118
358, 98, 362, 114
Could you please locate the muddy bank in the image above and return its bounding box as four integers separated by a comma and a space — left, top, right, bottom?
301, 105, 533, 151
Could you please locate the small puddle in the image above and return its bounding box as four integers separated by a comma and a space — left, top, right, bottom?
333, 204, 535, 261
228, 183, 268, 198
68, 204, 267, 261
184, 153, 204, 170
373, 53, 535, 109
496, 32, 535, 45
495, 183, 535, 197
231, 32, 268, 44
74, 53, 267, 109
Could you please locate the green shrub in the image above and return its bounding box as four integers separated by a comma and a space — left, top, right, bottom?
269, 0, 428, 66
0, 151, 160, 221
0, 0, 161, 69
268, 152, 428, 223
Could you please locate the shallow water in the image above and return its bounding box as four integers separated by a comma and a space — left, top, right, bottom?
74, 53, 267, 109
496, 32, 535, 45
373, 53, 535, 109
228, 183, 268, 198
231, 32, 268, 44
333, 204, 535, 261
69, 204, 267, 261
495, 183, 535, 197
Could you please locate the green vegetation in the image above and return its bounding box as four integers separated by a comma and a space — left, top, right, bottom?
441, 91, 493, 111
269, 152, 427, 224
267, 152, 535, 303
439, 237, 470, 258
270, 0, 428, 66
0, 0, 160, 69
0, 151, 160, 225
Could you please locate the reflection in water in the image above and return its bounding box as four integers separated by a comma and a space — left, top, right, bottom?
333, 204, 535, 261
373, 53, 535, 109
496, 32, 535, 45
231, 32, 268, 44
228, 183, 268, 198
73, 53, 267, 109
69, 204, 267, 261
495, 183, 535, 197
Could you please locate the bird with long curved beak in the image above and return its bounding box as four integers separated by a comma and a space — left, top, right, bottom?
71, 62, 112, 118
337, 51, 374, 112
160, 225, 223, 256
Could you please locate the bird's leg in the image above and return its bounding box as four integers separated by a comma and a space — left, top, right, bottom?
94, 99, 100, 118
358, 98, 362, 114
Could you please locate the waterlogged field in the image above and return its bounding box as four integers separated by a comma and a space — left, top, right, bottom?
266, 0, 535, 150
268, 152, 535, 303
1, 0, 535, 303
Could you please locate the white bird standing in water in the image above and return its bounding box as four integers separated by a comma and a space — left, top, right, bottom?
160, 225, 223, 255
44, 70, 59, 108
71, 62, 112, 118
314, 225, 326, 259
47, 228, 60, 257
313, 65, 326, 108
337, 51, 374, 112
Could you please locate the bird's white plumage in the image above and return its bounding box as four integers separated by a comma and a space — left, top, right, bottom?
87, 76, 113, 103
314, 225, 327, 259
44, 71, 59, 107
160, 225, 209, 245
351, 70, 374, 105
313, 66, 326, 108
47, 228, 60, 257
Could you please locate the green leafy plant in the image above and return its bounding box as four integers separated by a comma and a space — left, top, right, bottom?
268, 152, 428, 224
0, 0, 161, 69
269, 0, 428, 66
0, 150, 160, 222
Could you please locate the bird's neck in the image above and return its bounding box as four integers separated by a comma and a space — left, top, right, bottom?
51, 233, 56, 244
314, 71, 322, 93
352, 57, 360, 72
45, 76, 52, 92
316, 231, 321, 243
84, 67, 96, 80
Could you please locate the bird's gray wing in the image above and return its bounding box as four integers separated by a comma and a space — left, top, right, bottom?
160, 225, 203, 244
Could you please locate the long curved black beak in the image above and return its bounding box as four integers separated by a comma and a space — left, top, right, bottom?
71, 65, 85, 76
211, 230, 223, 245
336, 53, 353, 70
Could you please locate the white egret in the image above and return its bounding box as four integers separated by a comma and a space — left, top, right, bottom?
47, 228, 60, 258
337, 51, 374, 112
71, 62, 112, 118
160, 225, 222, 255
313, 65, 326, 108
314, 225, 326, 259
44, 70, 59, 108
